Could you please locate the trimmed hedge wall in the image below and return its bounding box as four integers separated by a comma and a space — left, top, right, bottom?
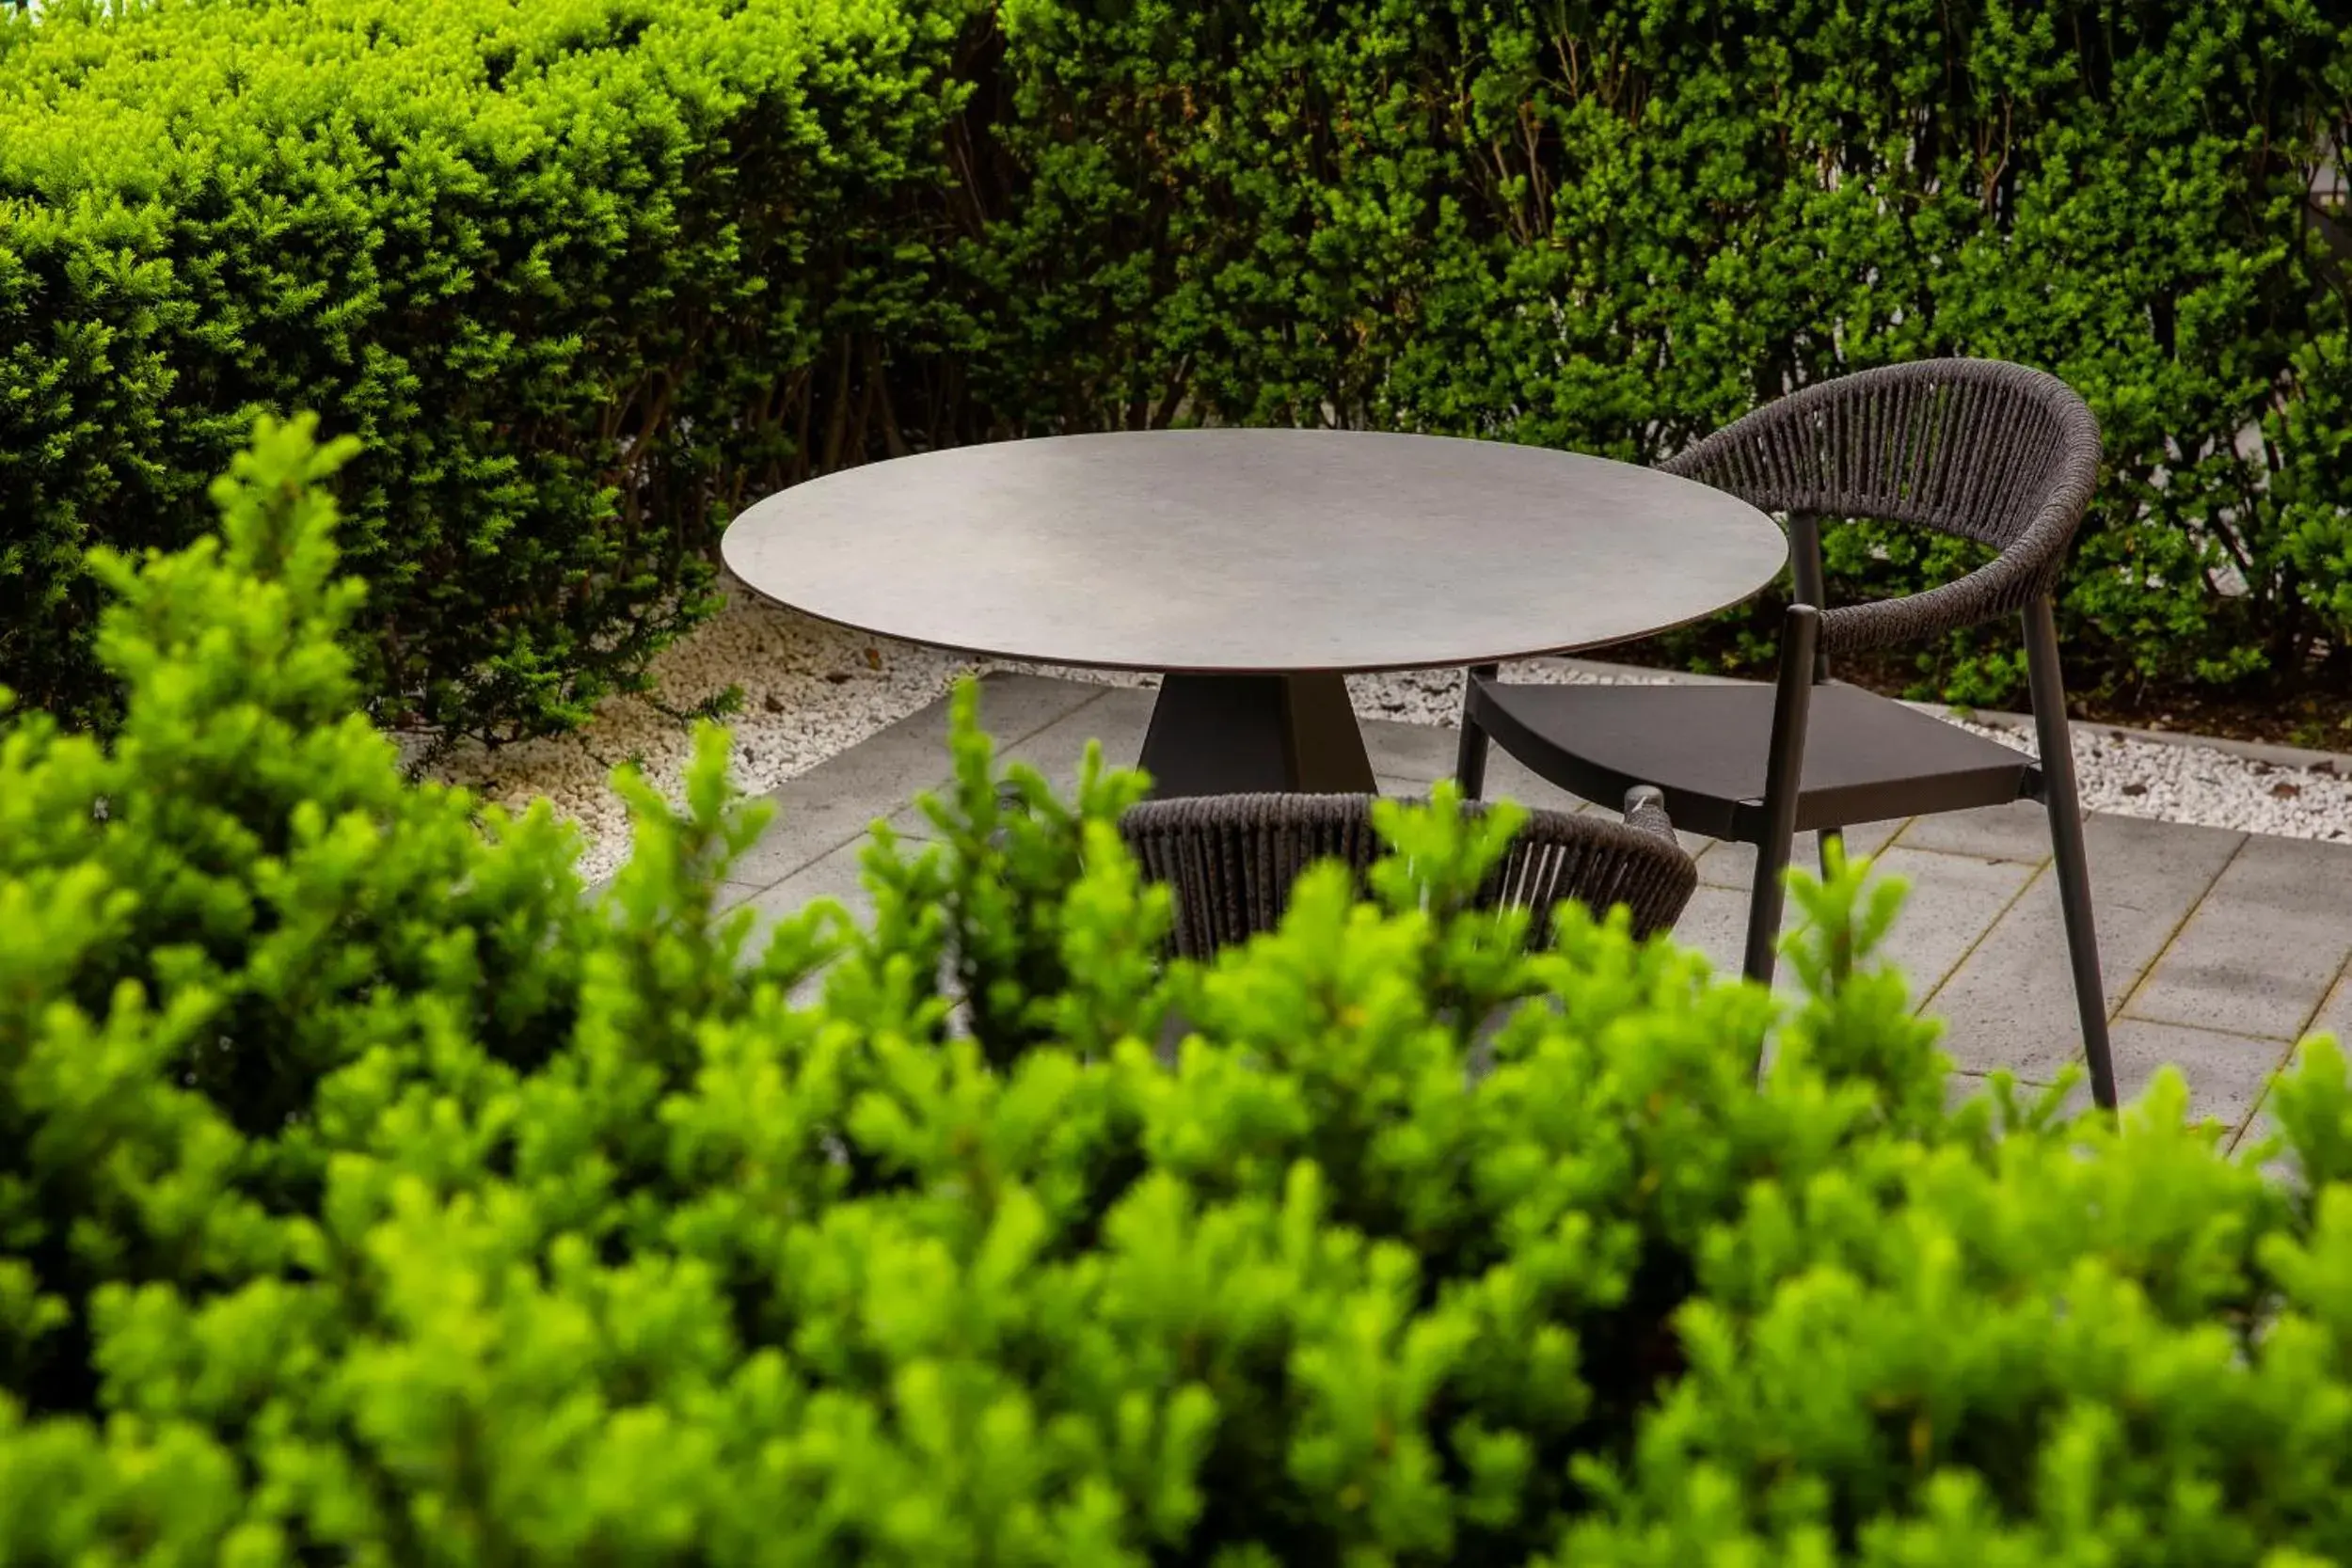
6, 418, 2352, 1563
0, 0, 973, 742
3, 0, 2350, 741
979, 0, 2352, 705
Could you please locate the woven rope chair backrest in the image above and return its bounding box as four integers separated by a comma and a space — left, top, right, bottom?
1118, 792, 1696, 962
1661, 359, 2103, 655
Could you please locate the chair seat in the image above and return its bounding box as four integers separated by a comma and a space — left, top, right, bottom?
1467, 678, 2037, 841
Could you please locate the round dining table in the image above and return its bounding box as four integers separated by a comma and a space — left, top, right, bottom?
722, 429, 1787, 798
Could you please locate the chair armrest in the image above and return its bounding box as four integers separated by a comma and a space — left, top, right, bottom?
1819, 533, 2066, 656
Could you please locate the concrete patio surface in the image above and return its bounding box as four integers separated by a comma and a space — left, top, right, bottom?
715, 674, 2352, 1152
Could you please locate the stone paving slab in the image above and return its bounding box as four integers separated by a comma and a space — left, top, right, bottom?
2313, 972, 2352, 1050
2238, 1031, 2337, 1167
887, 684, 1159, 833
1365, 717, 1630, 825
712, 677, 2352, 1145
726, 673, 1099, 889
1891, 799, 2061, 863
1927, 812, 2244, 1084
1694, 819, 1904, 890
1867, 847, 2040, 1000
2101, 1019, 2295, 1130
742, 838, 882, 929
2120, 832, 2352, 1043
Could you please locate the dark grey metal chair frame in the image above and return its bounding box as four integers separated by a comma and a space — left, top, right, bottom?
1453, 359, 2119, 1109
1119, 788, 1698, 961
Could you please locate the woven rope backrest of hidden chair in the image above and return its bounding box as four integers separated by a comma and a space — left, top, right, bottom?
1118, 793, 1695, 961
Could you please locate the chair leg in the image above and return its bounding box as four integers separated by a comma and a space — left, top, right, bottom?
1793, 515, 1838, 882
1455, 664, 1497, 800
1741, 607, 1820, 988
1744, 819, 1800, 986
2025, 594, 2117, 1111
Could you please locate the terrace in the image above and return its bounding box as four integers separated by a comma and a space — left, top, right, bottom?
692, 665, 2352, 1148
8, 0, 2352, 1557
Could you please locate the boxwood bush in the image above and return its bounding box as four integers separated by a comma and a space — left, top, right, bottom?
0, 0, 973, 744
5, 0, 2351, 746
979, 0, 2352, 710
7, 418, 2352, 1563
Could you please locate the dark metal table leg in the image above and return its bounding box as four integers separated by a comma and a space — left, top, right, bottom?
1137, 673, 1377, 797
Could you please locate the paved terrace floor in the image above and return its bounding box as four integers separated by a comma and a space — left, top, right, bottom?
711, 674, 2352, 1153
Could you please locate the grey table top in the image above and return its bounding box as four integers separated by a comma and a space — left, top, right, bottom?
722, 429, 1788, 674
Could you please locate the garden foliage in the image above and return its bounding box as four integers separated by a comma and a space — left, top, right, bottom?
0, 0, 970, 743
7, 419, 2352, 1563
5, 0, 2351, 741
979, 0, 2352, 708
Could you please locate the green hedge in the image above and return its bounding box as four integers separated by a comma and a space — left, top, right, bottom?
4, 0, 2351, 741
0, 0, 969, 743
978, 0, 2352, 708
7, 417, 2352, 1563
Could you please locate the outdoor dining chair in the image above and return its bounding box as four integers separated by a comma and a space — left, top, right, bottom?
1452, 358, 2119, 1109
1118, 788, 1697, 961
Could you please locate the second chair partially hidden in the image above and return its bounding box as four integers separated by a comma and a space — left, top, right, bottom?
1119, 789, 1698, 961
1454, 358, 2120, 1109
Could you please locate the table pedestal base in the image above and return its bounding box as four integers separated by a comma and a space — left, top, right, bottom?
1137, 673, 1377, 798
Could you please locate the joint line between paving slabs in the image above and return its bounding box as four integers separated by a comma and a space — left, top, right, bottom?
2228, 1037, 2305, 1156
1911, 853, 2046, 1019
2110, 832, 2251, 1025
755, 683, 1120, 895
2286, 943, 2352, 1052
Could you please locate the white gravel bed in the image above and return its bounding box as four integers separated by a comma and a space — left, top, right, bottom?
1944, 716, 2352, 845
425, 584, 2352, 882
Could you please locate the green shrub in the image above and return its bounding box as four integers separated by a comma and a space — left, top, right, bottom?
6, 0, 2350, 744
7, 419, 2352, 1563
977, 0, 2352, 709
0, 0, 969, 744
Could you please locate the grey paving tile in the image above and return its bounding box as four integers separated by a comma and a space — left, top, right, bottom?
2100, 1019, 2292, 1136
732, 838, 900, 1004
1694, 818, 1906, 892
728, 674, 1099, 889
1945, 1069, 2152, 1128
2230, 1106, 2303, 1187
1668, 884, 1828, 1001
1386, 735, 1716, 859
1940, 1069, 2045, 1118
882, 685, 1155, 836
675, 671, 2352, 1139
2233, 1104, 2278, 1155
1891, 800, 2055, 863
1666, 883, 1763, 983
1671, 827, 1720, 861
1479, 754, 1603, 818
2123, 832, 2352, 1042
1361, 719, 1599, 819
2237, 1036, 2329, 1181
740, 840, 879, 939
1359, 718, 1460, 784
1671, 846, 2018, 1009
1867, 847, 2036, 1008
2304, 966, 2352, 1047
1928, 813, 2243, 1084
2230, 1043, 2324, 1189
1002, 686, 1157, 790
